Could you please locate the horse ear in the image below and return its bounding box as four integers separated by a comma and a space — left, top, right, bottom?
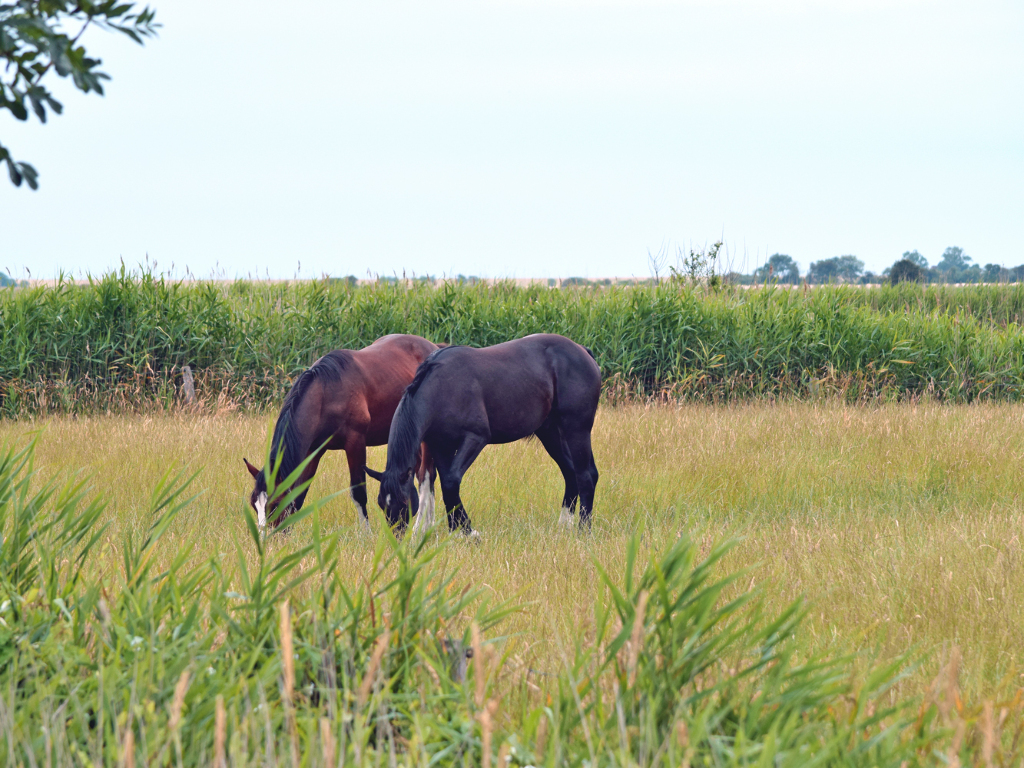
243, 458, 260, 479
364, 466, 384, 482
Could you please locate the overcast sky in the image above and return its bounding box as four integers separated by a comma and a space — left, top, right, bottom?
2, 0, 1022, 280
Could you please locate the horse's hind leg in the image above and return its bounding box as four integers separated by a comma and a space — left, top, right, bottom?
564, 430, 599, 530
535, 423, 578, 528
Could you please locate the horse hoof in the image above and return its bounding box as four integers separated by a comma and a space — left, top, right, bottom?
465, 529, 481, 543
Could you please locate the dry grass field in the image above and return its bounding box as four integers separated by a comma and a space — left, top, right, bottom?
4, 399, 1023, 707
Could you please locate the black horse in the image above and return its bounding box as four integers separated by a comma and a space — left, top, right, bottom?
365, 334, 601, 534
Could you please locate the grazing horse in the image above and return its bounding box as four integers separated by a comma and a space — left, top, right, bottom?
243, 334, 439, 531
365, 334, 601, 534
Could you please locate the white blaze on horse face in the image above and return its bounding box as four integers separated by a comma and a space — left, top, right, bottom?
255, 492, 268, 529
385, 494, 391, 510
558, 506, 573, 528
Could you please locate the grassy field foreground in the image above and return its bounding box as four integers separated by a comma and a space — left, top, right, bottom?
6, 401, 1024, 691
3, 400, 1024, 764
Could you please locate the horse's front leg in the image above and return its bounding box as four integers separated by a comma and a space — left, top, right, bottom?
346, 440, 372, 534
412, 443, 437, 536
435, 435, 486, 536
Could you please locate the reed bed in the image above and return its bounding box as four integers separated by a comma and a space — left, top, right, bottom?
7, 272, 1024, 415
2, 401, 1024, 764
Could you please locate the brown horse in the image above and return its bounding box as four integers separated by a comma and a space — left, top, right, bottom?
243, 334, 438, 532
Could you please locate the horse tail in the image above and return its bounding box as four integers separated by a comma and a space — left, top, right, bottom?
583, 345, 600, 378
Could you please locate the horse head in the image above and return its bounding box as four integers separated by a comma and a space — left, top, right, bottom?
365, 464, 418, 531
243, 457, 297, 530
243, 457, 270, 528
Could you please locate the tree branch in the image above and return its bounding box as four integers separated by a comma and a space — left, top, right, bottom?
0, 1, 159, 189
29, 14, 94, 87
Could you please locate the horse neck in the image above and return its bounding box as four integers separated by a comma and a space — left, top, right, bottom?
268, 393, 317, 488
387, 396, 427, 475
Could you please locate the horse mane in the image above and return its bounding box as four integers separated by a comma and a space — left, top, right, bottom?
402, 345, 464, 399
258, 350, 351, 494
380, 346, 463, 491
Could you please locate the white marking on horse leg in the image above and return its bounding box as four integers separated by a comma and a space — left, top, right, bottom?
425, 487, 435, 530
558, 505, 573, 528
412, 483, 435, 536
255, 492, 268, 530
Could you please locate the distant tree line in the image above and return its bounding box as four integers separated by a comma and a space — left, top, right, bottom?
730, 247, 1024, 286
0, 271, 27, 288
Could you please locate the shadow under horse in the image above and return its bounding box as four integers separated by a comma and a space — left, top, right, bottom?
243, 334, 439, 532
366, 333, 601, 534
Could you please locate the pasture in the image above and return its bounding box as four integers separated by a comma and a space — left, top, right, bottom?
4, 398, 1023, 765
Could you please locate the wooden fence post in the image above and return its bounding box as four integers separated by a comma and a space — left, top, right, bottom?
181, 365, 196, 405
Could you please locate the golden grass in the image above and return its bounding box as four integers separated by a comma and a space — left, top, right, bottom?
3, 400, 1024, 702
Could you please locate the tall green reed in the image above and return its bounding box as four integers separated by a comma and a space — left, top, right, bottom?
5, 270, 1024, 415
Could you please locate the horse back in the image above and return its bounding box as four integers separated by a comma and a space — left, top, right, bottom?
348, 334, 439, 444
422, 334, 599, 443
